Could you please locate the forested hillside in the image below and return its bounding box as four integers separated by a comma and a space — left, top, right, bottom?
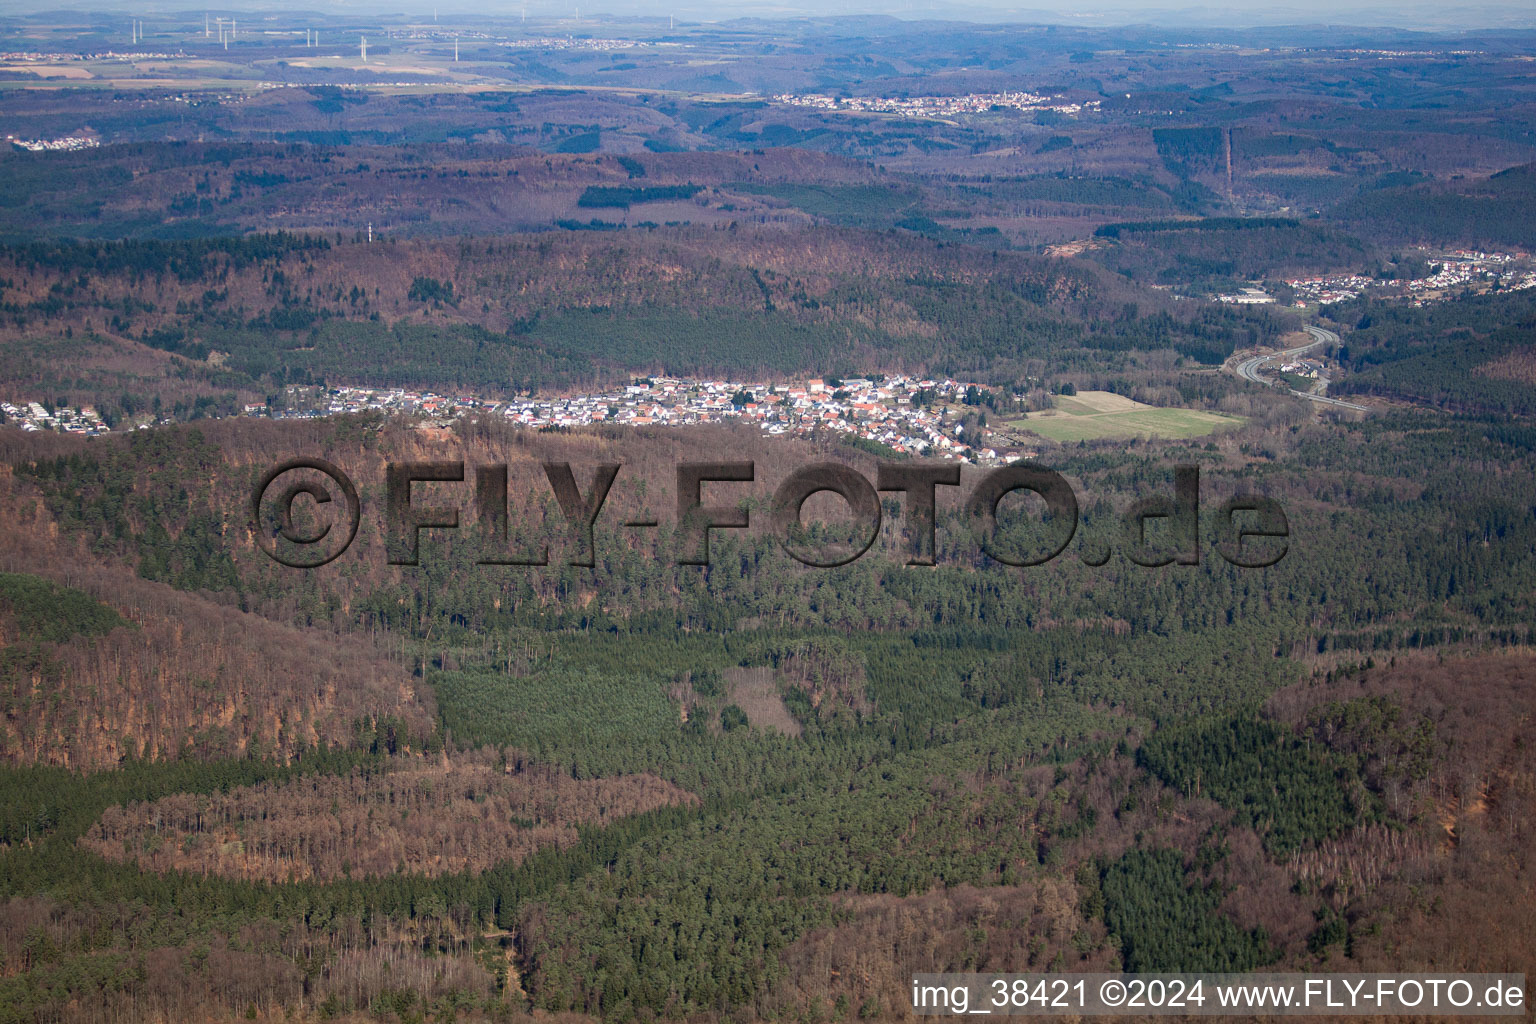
0, 226, 1280, 419
1335, 163, 1536, 248
1329, 291, 1536, 413
0, 396, 1533, 1020
1088, 218, 1375, 293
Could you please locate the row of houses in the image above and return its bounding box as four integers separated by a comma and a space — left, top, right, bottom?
0, 400, 110, 436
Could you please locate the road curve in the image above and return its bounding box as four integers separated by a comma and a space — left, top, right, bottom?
1233, 325, 1369, 412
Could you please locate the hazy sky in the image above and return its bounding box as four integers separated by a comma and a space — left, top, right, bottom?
656, 0, 1536, 29
430, 0, 1520, 30
24, 0, 1536, 30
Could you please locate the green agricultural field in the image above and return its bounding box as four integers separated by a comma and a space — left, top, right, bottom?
1010, 391, 1243, 441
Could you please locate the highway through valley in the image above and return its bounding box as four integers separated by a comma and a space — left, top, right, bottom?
1233, 324, 1369, 412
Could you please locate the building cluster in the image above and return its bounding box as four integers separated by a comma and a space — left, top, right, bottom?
771, 91, 1098, 119
0, 51, 90, 62
0, 401, 110, 436
1281, 274, 1373, 305
6, 134, 99, 152
261, 80, 450, 90
0, 49, 180, 62
263, 375, 1019, 463
1278, 359, 1323, 379
499, 37, 683, 51
1215, 287, 1274, 305
97, 51, 186, 61
1341, 48, 1484, 57
1286, 249, 1536, 306
1404, 251, 1536, 298
385, 29, 497, 41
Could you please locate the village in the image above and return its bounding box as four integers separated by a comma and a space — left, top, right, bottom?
498, 37, 686, 52
770, 90, 1099, 119
0, 372, 1031, 462
1285, 248, 1535, 306
271, 374, 1025, 463
5, 134, 100, 153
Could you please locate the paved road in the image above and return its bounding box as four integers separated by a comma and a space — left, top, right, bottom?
1233, 325, 1369, 412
